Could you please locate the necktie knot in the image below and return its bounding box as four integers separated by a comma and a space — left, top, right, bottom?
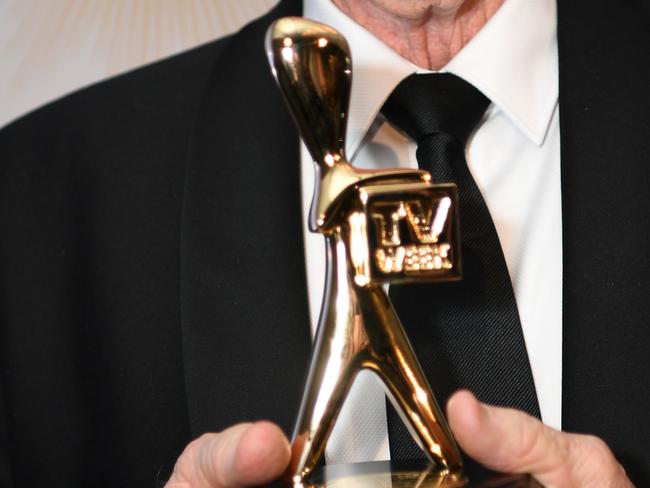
381, 73, 490, 147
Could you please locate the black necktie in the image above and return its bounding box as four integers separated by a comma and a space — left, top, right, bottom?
381, 73, 540, 460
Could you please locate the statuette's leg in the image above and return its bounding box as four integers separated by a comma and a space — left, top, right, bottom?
289, 351, 360, 482
289, 229, 369, 481
356, 286, 463, 471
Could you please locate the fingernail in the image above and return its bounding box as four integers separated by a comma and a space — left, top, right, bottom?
475, 398, 492, 427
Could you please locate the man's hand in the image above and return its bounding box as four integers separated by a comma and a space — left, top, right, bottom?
165, 392, 634, 488
165, 421, 290, 488
447, 390, 633, 487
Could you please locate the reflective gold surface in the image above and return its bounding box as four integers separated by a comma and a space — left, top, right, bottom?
355, 182, 461, 285
301, 462, 540, 488
265, 17, 429, 231
288, 223, 463, 481
267, 17, 465, 485
302, 462, 467, 488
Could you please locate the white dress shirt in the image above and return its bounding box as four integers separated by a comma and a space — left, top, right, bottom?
300, 0, 562, 464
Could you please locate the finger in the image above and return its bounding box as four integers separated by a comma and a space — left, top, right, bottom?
446, 390, 564, 477
166, 421, 291, 488
446, 390, 631, 487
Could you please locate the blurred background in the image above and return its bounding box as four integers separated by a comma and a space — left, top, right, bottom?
0, 0, 278, 127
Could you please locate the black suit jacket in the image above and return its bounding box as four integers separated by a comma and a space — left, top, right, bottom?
1, 0, 648, 486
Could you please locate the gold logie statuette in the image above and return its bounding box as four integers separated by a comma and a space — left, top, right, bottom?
266, 17, 537, 488
266, 17, 462, 485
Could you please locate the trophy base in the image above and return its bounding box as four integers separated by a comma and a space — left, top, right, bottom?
297, 460, 540, 487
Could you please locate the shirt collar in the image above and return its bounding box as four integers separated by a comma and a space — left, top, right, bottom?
303, 0, 558, 153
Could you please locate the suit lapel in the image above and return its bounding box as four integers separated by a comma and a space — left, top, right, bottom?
180, 0, 310, 436
558, 0, 650, 477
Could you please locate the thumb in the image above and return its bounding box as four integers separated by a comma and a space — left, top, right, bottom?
166, 421, 290, 487
446, 390, 631, 488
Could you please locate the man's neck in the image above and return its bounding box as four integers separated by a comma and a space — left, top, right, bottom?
331, 0, 505, 70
